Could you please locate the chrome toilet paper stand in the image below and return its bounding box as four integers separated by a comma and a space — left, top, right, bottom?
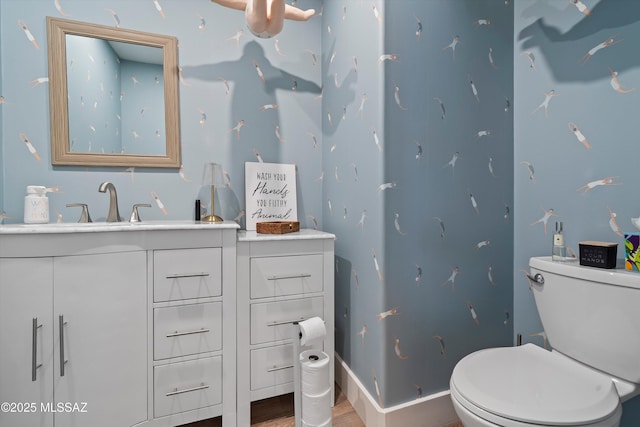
292, 321, 303, 427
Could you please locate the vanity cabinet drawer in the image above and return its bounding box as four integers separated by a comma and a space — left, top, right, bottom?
154, 302, 222, 360
250, 297, 324, 345
250, 254, 323, 299
250, 342, 322, 391
154, 248, 222, 302
154, 356, 222, 418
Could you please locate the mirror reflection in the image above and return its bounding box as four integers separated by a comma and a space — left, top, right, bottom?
47, 17, 181, 168
66, 36, 166, 155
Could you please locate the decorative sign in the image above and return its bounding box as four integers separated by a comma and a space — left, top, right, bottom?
245, 162, 297, 231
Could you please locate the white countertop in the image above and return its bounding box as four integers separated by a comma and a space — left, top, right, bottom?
238, 229, 335, 242
0, 220, 240, 234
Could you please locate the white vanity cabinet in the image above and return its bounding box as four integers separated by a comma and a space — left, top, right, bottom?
0, 250, 147, 427
236, 229, 335, 427
0, 221, 238, 427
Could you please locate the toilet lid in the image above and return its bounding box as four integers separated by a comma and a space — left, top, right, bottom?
451, 344, 620, 425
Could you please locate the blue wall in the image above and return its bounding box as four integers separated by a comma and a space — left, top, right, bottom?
384, 0, 514, 406
325, 0, 514, 408
322, 0, 388, 407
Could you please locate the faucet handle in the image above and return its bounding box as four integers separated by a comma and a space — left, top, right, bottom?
66, 203, 92, 223
130, 204, 152, 223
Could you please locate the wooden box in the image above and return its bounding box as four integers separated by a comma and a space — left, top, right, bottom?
256, 221, 300, 234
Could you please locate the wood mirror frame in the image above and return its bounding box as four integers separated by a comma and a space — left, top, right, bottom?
47, 17, 181, 168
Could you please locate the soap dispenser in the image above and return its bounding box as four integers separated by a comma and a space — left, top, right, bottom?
552, 221, 566, 261
24, 185, 49, 224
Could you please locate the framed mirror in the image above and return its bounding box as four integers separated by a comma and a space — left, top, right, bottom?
47, 17, 181, 168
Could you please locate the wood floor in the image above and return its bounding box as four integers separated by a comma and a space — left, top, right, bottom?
183, 384, 364, 427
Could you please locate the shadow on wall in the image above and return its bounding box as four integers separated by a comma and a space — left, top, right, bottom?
322, 38, 358, 137
182, 41, 321, 223
334, 255, 353, 365
518, 0, 640, 82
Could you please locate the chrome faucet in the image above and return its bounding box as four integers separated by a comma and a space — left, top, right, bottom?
98, 182, 122, 222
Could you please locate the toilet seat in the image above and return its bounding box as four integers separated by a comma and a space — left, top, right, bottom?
450, 344, 622, 426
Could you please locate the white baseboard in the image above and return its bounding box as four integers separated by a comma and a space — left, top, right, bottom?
335, 354, 461, 427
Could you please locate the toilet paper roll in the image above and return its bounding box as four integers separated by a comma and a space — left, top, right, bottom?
301, 387, 332, 426
300, 350, 331, 396
299, 317, 326, 346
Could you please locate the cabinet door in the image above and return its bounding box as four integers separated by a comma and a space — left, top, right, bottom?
53, 251, 147, 427
0, 258, 54, 427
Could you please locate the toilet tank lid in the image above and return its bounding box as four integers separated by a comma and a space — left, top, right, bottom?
451, 344, 620, 425
530, 256, 640, 290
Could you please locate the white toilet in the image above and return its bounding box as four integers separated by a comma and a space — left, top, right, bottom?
450, 256, 640, 427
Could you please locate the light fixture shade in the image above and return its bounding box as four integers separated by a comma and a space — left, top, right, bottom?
201, 162, 225, 187
201, 162, 224, 223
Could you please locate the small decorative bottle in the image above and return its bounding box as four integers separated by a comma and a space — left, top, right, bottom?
24, 185, 50, 224
552, 221, 566, 261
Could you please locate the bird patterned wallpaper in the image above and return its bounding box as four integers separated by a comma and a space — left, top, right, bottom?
324, 0, 514, 408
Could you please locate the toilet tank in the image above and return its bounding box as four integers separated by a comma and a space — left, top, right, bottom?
529, 256, 640, 384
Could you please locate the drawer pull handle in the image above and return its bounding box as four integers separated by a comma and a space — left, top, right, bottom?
165, 272, 210, 279
166, 328, 210, 338
166, 383, 209, 396
267, 364, 294, 373
267, 317, 306, 327
59, 315, 68, 377
267, 273, 312, 281
32, 318, 43, 382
